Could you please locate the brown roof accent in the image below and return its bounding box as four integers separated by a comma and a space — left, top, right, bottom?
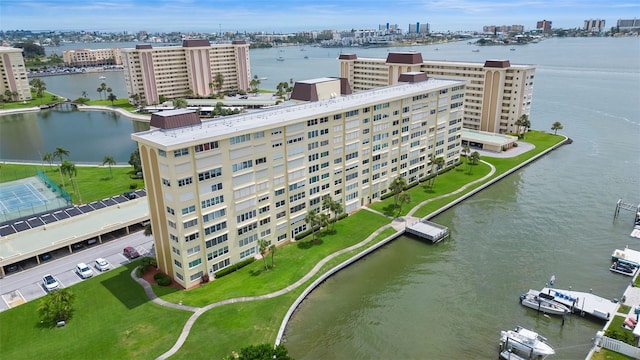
135, 44, 152, 50
386, 52, 423, 64
150, 109, 201, 129
339, 78, 352, 95
232, 40, 247, 45
398, 72, 428, 83
484, 60, 511, 68
290, 82, 319, 102
182, 39, 210, 47
338, 53, 357, 60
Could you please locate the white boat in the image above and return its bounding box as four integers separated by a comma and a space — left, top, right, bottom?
520, 289, 571, 316
99, 76, 106, 79
499, 326, 555, 359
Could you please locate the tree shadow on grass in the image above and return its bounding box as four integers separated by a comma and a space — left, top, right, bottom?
380, 204, 398, 217
100, 262, 147, 310
296, 238, 324, 249
422, 184, 435, 194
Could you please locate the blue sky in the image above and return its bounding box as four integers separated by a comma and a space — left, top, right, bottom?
1, 0, 638, 33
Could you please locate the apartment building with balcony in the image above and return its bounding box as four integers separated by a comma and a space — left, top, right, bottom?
62, 48, 123, 67
338, 52, 536, 134
131, 74, 465, 288
121, 39, 250, 105
0, 46, 31, 102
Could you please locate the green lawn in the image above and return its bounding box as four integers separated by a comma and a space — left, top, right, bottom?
160, 210, 392, 307
0, 263, 192, 360
1, 91, 63, 110
0, 163, 144, 204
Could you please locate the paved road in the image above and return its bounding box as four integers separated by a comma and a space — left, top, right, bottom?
0, 230, 154, 312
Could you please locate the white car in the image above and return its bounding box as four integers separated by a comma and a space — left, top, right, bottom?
43, 274, 59, 291
95, 258, 111, 272
76, 262, 93, 279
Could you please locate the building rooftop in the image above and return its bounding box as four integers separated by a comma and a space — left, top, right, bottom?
132, 77, 464, 149
348, 55, 535, 69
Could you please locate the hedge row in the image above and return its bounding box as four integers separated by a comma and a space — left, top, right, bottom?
214, 257, 256, 278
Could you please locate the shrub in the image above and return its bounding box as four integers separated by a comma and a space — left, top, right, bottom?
153, 272, 172, 286
129, 183, 138, 189
214, 258, 255, 278
135, 266, 144, 278
513, 142, 519, 147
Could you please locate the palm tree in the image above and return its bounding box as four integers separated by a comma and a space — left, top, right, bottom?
61, 159, 81, 202
96, 87, 103, 100
102, 155, 116, 178
461, 144, 470, 158
249, 75, 261, 94
551, 121, 563, 135
318, 213, 330, 233
397, 192, 411, 217
389, 177, 407, 213
305, 209, 320, 242
269, 244, 277, 268
53, 146, 70, 188
42, 152, 54, 169
144, 223, 152, 237
214, 73, 224, 94
258, 239, 269, 271
429, 156, 445, 188
467, 151, 480, 174
81, 91, 88, 99
329, 200, 343, 231
107, 92, 117, 106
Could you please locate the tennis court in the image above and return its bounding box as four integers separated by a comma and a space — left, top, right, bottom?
0, 177, 69, 223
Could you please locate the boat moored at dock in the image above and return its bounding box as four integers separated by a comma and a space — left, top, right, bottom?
520, 289, 571, 316
499, 326, 555, 359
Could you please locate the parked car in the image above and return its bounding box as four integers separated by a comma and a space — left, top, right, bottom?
123, 246, 140, 259
95, 258, 111, 272
239, 95, 248, 99
76, 262, 93, 279
39, 253, 52, 262
42, 274, 59, 291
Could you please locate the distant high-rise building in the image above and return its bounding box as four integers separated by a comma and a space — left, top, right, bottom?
339, 52, 536, 134
121, 40, 250, 105
536, 20, 552, 31
0, 46, 31, 102
62, 48, 123, 67
408, 22, 429, 34
617, 18, 640, 31
483, 25, 524, 33
584, 19, 606, 32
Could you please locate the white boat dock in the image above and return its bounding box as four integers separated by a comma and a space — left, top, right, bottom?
611, 247, 640, 267
405, 219, 449, 243
539, 287, 618, 322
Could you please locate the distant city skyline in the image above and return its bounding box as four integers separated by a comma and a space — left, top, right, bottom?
1, 0, 638, 33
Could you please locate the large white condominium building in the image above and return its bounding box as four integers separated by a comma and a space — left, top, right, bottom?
122, 40, 251, 105
132, 74, 466, 288
0, 46, 31, 102
339, 52, 536, 134
62, 48, 123, 67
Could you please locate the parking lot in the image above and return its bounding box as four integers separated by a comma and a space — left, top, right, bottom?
0, 230, 154, 312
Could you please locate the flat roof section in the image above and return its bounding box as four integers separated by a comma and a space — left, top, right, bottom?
133, 78, 465, 149
0, 198, 149, 266
462, 129, 517, 147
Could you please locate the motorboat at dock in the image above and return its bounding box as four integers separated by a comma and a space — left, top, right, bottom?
520, 289, 571, 316
499, 326, 555, 359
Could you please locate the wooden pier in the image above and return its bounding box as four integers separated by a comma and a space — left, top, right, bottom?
539, 287, 618, 322
405, 219, 449, 243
